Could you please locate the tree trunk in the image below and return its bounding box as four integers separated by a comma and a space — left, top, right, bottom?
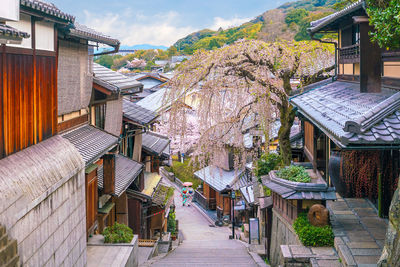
278, 75, 296, 166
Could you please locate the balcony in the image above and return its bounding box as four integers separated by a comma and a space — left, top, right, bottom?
339, 44, 360, 64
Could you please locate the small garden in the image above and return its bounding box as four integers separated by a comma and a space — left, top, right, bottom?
293, 213, 334, 247
167, 211, 177, 240
103, 223, 134, 243
276, 165, 311, 183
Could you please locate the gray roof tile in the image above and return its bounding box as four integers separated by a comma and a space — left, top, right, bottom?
194, 166, 245, 192
62, 124, 119, 165
93, 63, 143, 94
97, 154, 143, 197
291, 81, 400, 147
21, 0, 75, 23
68, 23, 119, 47
309, 1, 364, 33
123, 98, 158, 125
142, 131, 170, 156
0, 24, 30, 39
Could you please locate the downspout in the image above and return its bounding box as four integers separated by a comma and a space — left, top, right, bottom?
310, 33, 338, 80
93, 43, 120, 56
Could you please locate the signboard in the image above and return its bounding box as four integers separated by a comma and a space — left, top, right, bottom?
249, 218, 259, 244
1, 0, 19, 21
231, 191, 236, 199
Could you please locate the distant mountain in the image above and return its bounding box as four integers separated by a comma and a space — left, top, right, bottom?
120, 44, 168, 50
173, 0, 339, 54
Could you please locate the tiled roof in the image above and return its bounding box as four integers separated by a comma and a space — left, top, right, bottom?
290, 81, 400, 147
136, 87, 169, 112
61, 124, 119, 165
240, 185, 254, 204
142, 131, 170, 156
21, 0, 75, 23
194, 166, 245, 192
123, 98, 158, 125
93, 63, 143, 94
68, 23, 120, 47
263, 171, 336, 200
152, 184, 174, 207
309, 0, 364, 33
0, 24, 30, 40
97, 154, 143, 197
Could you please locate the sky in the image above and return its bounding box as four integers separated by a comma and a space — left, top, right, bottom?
50, 0, 293, 47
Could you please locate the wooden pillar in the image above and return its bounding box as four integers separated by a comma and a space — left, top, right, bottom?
358, 18, 382, 93
103, 154, 115, 194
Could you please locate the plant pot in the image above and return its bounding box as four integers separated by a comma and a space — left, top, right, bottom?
171, 235, 177, 241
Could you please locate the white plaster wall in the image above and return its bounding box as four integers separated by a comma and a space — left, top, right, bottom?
105, 98, 123, 136
0, 0, 19, 21
35, 20, 54, 51
6, 13, 31, 48
0, 170, 87, 266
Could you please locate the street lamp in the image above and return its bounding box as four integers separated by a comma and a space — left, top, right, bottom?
226, 185, 235, 239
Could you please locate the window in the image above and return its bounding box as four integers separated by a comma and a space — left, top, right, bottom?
352, 25, 360, 45
94, 104, 106, 129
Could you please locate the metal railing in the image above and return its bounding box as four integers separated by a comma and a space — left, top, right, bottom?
339, 44, 360, 63
194, 190, 216, 210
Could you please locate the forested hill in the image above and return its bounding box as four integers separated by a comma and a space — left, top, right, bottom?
173, 0, 340, 54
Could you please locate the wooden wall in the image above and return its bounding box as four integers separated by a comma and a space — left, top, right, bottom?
304, 121, 314, 162
0, 48, 57, 159
85, 166, 98, 236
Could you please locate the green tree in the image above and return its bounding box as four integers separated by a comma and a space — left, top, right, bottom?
367, 0, 400, 49
95, 55, 114, 68
167, 46, 178, 57
285, 9, 309, 25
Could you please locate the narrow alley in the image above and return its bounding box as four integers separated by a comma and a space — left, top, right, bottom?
144, 179, 259, 267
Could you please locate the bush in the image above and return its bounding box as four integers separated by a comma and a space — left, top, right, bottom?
255, 153, 283, 177
169, 159, 201, 189
276, 165, 311, 183
167, 211, 177, 235
263, 185, 272, 197
293, 213, 334, 247
103, 223, 133, 243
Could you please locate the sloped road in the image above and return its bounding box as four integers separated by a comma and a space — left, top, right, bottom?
148, 179, 258, 267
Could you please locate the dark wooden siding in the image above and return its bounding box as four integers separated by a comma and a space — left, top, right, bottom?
0, 48, 57, 159
86, 169, 98, 235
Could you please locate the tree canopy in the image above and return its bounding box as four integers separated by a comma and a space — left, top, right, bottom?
165, 40, 334, 167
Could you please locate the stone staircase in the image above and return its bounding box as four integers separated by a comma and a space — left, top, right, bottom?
0, 225, 20, 267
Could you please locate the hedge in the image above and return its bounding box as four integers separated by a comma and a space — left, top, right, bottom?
293, 213, 334, 247
103, 223, 134, 243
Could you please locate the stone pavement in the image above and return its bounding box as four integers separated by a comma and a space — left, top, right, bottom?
328, 198, 388, 267
144, 178, 259, 267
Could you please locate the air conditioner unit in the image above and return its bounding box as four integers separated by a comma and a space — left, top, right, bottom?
0, 0, 20, 22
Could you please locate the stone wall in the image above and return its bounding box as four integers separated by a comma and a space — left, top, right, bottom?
104, 98, 123, 136
0, 171, 86, 266
0, 136, 87, 266
270, 209, 301, 267
58, 39, 93, 116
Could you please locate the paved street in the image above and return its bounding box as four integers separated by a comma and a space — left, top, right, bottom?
147, 179, 258, 267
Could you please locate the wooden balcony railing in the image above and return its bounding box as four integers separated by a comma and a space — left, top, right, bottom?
339, 44, 360, 64
194, 190, 216, 210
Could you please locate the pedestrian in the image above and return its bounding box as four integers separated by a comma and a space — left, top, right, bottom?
187, 186, 194, 206
181, 186, 188, 206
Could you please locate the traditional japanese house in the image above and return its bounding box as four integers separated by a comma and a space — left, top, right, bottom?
127, 72, 169, 102
0, 1, 88, 265
142, 131, 171, 173
289, 0, 400, 218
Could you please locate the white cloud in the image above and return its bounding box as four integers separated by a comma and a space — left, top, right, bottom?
210, 16, 251, 31
82, 10, 196, 47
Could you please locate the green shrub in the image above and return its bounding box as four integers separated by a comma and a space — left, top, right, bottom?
263, 185, 272, 197
167, 211, 177, 235
293, 213, 334, 247
170, 159, 201, 189
276, 165, 311, 183
255, 153, 283, 177
103, 223, 133, 243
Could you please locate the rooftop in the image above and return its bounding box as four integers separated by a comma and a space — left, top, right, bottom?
93, 63, 143, 94
97, 154, 143, 197
136, 87, 168, 112
194, 166, 245, 192
290, 81, 400, 147
21, 0, 75, 23
0, 24, 30, 43
142, 172, 162, 197
309, 0, 365, 33
123, 98, 158, 126
61, 124, 119, 165
68, 23, 120, 47
142, 131, 170, 157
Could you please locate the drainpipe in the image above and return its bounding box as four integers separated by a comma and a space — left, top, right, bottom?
93, 43, 120, 56
310, 33, 338, 80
